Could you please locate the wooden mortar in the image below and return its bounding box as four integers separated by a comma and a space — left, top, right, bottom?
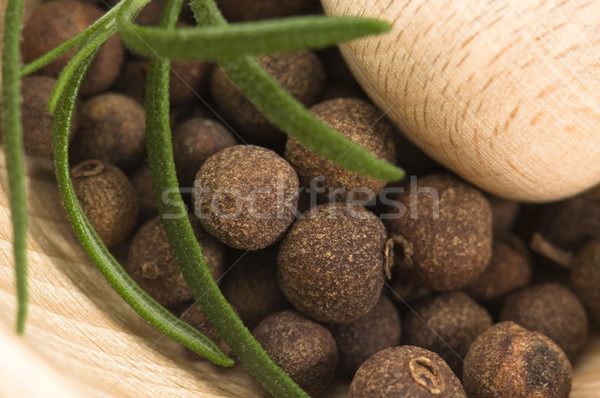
322, 0, 600, 202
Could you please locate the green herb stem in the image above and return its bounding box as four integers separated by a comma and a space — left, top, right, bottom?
138, 0, 309, 396
50, 12, 232, 366
118, 15, 390, 60
2, 0, 28, 334
189, 0, 404, 182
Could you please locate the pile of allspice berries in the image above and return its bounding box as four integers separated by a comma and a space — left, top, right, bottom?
12, 0, 600, 397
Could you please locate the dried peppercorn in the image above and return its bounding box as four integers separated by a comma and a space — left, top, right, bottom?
70, 160, 139, 247
253, 310, 338, 397
278, 203, 392, 323
193, 145, 299, 250
350, 346, 466, 398
499, 283, 589, 357
126, 215, 225, 308
386, 173, 492, 291
21, 0, 124, 95
463, 322, 572, 398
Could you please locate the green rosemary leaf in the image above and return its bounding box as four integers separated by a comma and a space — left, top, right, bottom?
2, 0, 27, 334
118, 16, 390, 60
19, 1, 122, 78
189, 0, 403, 181
50, 21, 232, 367
141, 0, 309, 396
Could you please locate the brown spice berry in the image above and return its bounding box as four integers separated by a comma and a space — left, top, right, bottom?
278, 203, 391, 323
253, 310, 338, 397
285, 98, 397, 202
221, 250, 289, 329
488, 195, 520, 234
193, 145, 299, 250
128, 164, 157, 223
181, 303, 236, 359
19, 76, 78, 157
403, 292, 492, 376
21, 0, 124, 96
70, 160, 139, 247
173, 118, 237, 188
71, 93, 146, 172
168, 57, 213, 106
350, 346, 467, 398
386, 173, 492, 291
112, 56, 147, 105
330, 295, 401, 376
215, 0, 319, 21
536, 183, 600, 250
211, 51, 325, 144
570, 239, 600, 324
126, 215, 225, 308
499, 283, 588, 357
466, 235, 531, 305
463, 322, 572, 398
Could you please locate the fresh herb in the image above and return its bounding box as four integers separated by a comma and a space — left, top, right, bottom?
1, 0, 27, 334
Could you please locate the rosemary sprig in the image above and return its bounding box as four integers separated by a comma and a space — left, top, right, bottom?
141, 0, 309, 396
189, 0, 404, 181
49, 1, 232, 367
2, 0, 27, 334
118, 15, 390, 60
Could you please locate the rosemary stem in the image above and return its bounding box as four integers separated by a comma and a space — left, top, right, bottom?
140, 0, 309, 396
2, 0, 27, 334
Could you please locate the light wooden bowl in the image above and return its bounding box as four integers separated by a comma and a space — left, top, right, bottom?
1, 0, 600, 397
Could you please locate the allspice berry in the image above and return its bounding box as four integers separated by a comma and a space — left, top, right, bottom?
386, 173, 492, 291
278, 203, 392, 323
215, 0, 319, 21
499, 283, 588, 357
350, 346, 467, 398
330, 296, 401, 376
128, 164, 157, 223
570, 238, 600, 324
466, 235, 531, 305
253, 310, 338, 397
20, 76, 77, 157
285, 98, 397, 202
168, 54, 213, 105
488, 195, 520, 234
71, 93, 146, 172
126, 215, 225, 307
211, 51, 325, 144
21, 0, 124, 95
463, 322, 572, 398
403, 292, 492, 376
221, 250, 289, 329
536, 183, 600, 250
172, 118, 237, 188
181, 303, 235, 358
193, 145, 299, 250
70, 160, 139, 247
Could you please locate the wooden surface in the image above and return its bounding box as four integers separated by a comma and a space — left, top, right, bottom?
323, 0, 600, 202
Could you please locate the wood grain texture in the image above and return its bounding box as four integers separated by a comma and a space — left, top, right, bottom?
322, 0, 600, 202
